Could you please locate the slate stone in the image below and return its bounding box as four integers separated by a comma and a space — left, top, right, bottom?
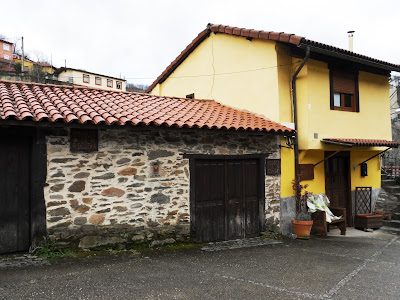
48, 207, 70, 217
48, 217, 63, 223
93, 173, 115, 180
74, 217, 87, 225
150, 193, 170, 204
130, 203, 143, 209
51, 172, 65, 178
144, 187, 152, 192
132, 152, 144, 157
50, 158, 77, 163
117, 168, 137, 176
50, 184, 64, 192
118, 177, 128, 183
116, 158, 131, 164
68, 180, 86, 192
74, 172, 90, 179
127, 183, 144, 188
101, 187, 125, 197
134, 175, 146, 181
147, 150, 174, 160
96, 208, 111, 214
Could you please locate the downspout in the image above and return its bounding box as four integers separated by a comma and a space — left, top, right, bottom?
292, 46, 310, 211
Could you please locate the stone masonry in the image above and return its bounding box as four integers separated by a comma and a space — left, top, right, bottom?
44, 128, 280, 248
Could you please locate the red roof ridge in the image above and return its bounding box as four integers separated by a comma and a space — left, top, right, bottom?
146, 23, 400, 93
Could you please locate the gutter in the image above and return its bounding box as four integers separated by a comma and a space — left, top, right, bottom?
292, 46, 310, 204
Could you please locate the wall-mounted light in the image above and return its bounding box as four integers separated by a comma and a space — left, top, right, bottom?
280, 135, 295, 149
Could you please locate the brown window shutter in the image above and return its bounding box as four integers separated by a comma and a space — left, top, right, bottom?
332, 70, 355, 94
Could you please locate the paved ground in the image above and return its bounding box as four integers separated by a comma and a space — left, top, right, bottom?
0, 229, 399, 300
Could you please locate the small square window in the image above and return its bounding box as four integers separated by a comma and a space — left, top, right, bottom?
95, 76, 101, 85
68, 75, 73, 83
330, 69, 358, 112
107, 79, 113, 88
3, 43, 10, 51
3, 54, 9, 60
186, 93, 195, 99
116, 81, 122, 89
83, 74, 90, 83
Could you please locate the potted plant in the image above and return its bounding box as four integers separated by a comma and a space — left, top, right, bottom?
291, 179, 313, 239
292, 212, 313, 239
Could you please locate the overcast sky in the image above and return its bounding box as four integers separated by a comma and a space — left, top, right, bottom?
1, 0, 399, 86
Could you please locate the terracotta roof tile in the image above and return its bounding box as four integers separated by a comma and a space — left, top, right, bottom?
322, 138, 400, 148
146, 23, 400, 93
0, 81, 294, 134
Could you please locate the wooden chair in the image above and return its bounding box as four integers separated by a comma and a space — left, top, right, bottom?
311, 207, 346, 238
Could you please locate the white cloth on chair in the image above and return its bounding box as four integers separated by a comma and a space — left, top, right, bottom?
307, 194, 342, 223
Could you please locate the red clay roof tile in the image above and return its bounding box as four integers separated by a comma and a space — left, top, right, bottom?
322, 138, 400, 148
0, 81, 294, 134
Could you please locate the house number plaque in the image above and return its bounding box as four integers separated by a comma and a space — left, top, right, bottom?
70, 129, 98, 152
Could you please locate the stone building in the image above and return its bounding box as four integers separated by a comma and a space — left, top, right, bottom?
0, 80, 293, 253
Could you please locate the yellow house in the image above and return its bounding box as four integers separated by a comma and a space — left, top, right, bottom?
55, 67, 127, 92
147, 24, 400, 234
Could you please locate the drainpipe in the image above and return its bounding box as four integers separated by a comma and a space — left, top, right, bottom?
292, 46, 310, 210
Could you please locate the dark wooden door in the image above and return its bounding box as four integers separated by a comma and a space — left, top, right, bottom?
325, 152, 352, 226
194, 159, 260, 243
0, 139, 30, 254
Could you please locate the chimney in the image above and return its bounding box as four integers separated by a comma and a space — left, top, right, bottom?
347, 31, 355, 52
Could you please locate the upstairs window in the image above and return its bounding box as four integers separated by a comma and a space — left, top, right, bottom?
107, 79, 113, 87
3, 43, 10, 51
95, 76, 101, 85
330, 69, 359, 112
83, 74, 90, 83
116, 81, 122, 89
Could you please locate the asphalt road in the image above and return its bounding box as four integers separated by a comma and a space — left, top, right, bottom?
1, 229, 399, 300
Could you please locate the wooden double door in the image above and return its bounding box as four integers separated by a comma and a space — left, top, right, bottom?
193, 159, 261, 243
0, 138, 31, 254
325, 152, 352, 226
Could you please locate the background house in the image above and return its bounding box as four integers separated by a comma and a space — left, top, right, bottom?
55, 67, 127, 91
147, 24, 400, 233
0, 39, 14, 72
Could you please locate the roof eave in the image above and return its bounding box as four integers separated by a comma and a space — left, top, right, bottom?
299, 43, 400, 73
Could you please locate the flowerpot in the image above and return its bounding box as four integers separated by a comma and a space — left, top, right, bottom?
291, 219, 313, 239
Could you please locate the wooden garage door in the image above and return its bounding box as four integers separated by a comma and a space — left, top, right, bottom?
194, 159, 260, 243
0, 138, 30, 254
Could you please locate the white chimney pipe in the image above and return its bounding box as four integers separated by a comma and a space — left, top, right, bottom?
348, 31, 355, 52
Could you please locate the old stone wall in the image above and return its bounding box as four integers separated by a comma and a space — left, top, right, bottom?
44, 128, 280, 248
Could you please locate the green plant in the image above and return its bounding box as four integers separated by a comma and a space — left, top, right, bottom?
295, 212, 312, 221
33, 241, 73, 259
374, 209, 384, 215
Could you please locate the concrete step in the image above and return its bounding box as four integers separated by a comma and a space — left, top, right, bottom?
381, 179, 397, 187
382, 220, 400, 228
379, 226, 400, 235
383, 186, 400, 194
391, 212, 400, 220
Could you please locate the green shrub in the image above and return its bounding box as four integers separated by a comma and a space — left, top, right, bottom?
295, 212, 312, 221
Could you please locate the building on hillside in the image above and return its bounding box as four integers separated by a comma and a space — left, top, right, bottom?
147, 23, 400, 234
55, 67, 126, 91
0, 80, 293, 253
0, 39, 14, 72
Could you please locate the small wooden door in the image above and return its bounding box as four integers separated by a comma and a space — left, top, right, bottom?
325, 152, 352, 226
0, 138, 30, 254
194, 159, 260, 243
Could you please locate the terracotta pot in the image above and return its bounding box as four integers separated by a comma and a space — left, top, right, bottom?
292, 219, 313, 239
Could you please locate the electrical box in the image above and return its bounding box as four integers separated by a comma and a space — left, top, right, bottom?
360, 163, 368, 177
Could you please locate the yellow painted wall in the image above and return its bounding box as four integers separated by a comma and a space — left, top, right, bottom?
350, 150, 381, 190
296, 59, 391, 150
57, 70, 126, 91
280, 138, 295, 197
151, 33, 282, 122
298, 150, 326, 195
